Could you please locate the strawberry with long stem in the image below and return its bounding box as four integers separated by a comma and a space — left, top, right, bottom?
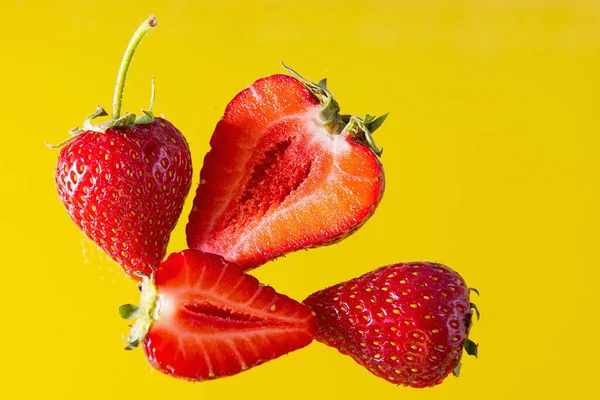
51, 16, 192, 279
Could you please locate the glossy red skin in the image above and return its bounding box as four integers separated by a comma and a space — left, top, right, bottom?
187, 74, 384, 270
143, 250, 317, 381
304, 262, 473, 388
55, 118, 192, 279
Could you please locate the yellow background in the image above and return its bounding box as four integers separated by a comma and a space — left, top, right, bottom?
1, 0, 598, 398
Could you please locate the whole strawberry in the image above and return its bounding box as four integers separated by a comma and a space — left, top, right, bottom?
51, 16, 192, 279
304, 262, 479, 388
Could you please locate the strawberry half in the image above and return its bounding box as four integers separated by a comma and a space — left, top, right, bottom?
186, 65, 386, 270
120, 249, 317, 381
303, 262, 479, 388
50, 16, 192, 279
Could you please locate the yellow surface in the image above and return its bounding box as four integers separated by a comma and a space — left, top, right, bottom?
1, 0, 598, 398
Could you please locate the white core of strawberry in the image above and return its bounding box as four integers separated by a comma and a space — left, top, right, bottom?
306, 109, 352, 155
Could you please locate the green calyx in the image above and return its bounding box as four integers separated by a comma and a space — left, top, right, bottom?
469, 287, 481, 320
452, 361, 462, 377
464, 338, 479, 357
452, 289, 481, 377
470, 302, 481, 320
452, 338, 480, 377
340, 113, 388, 157
119, 273, 160, 350
46, 16, 158, 149
61, 77, 155, 138
281, 62, 387, 157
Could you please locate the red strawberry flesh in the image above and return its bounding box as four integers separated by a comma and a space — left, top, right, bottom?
187, 74, 384, 269
125, 250, 317, 381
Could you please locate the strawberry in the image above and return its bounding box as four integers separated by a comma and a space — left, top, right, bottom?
303, 262, 479, 388
50, 16, 192, 279
119, 249, 317, 381
186, 65, 386, 270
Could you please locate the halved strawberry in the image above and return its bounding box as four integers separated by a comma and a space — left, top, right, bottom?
186, 65, 386, 269
120, 249, 317, 381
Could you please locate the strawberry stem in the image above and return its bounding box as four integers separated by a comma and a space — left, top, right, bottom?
112, 15, 157, 119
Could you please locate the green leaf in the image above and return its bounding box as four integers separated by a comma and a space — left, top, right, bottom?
124, 337, 140, 351
122, 333, 141, 350
45, 136, 77, 149
112, 113, 137, 127
344, 115, 383, 156
134, 110, 154, 125
464, 338, 478, 358
129, 337, 141, 348
364, 114, 375, 124
87, 105, 109, 121
452, 362, 462, 377
366, 112, 389, 133
470, 302, 481, 320
469, 287, 480, 296
82, 106, 109, 131
118, 304, 140, 320
280, 61, 334, 109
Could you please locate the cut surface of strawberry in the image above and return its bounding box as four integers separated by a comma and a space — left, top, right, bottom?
120, 249, 317, 381
187, 66, 386, 269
